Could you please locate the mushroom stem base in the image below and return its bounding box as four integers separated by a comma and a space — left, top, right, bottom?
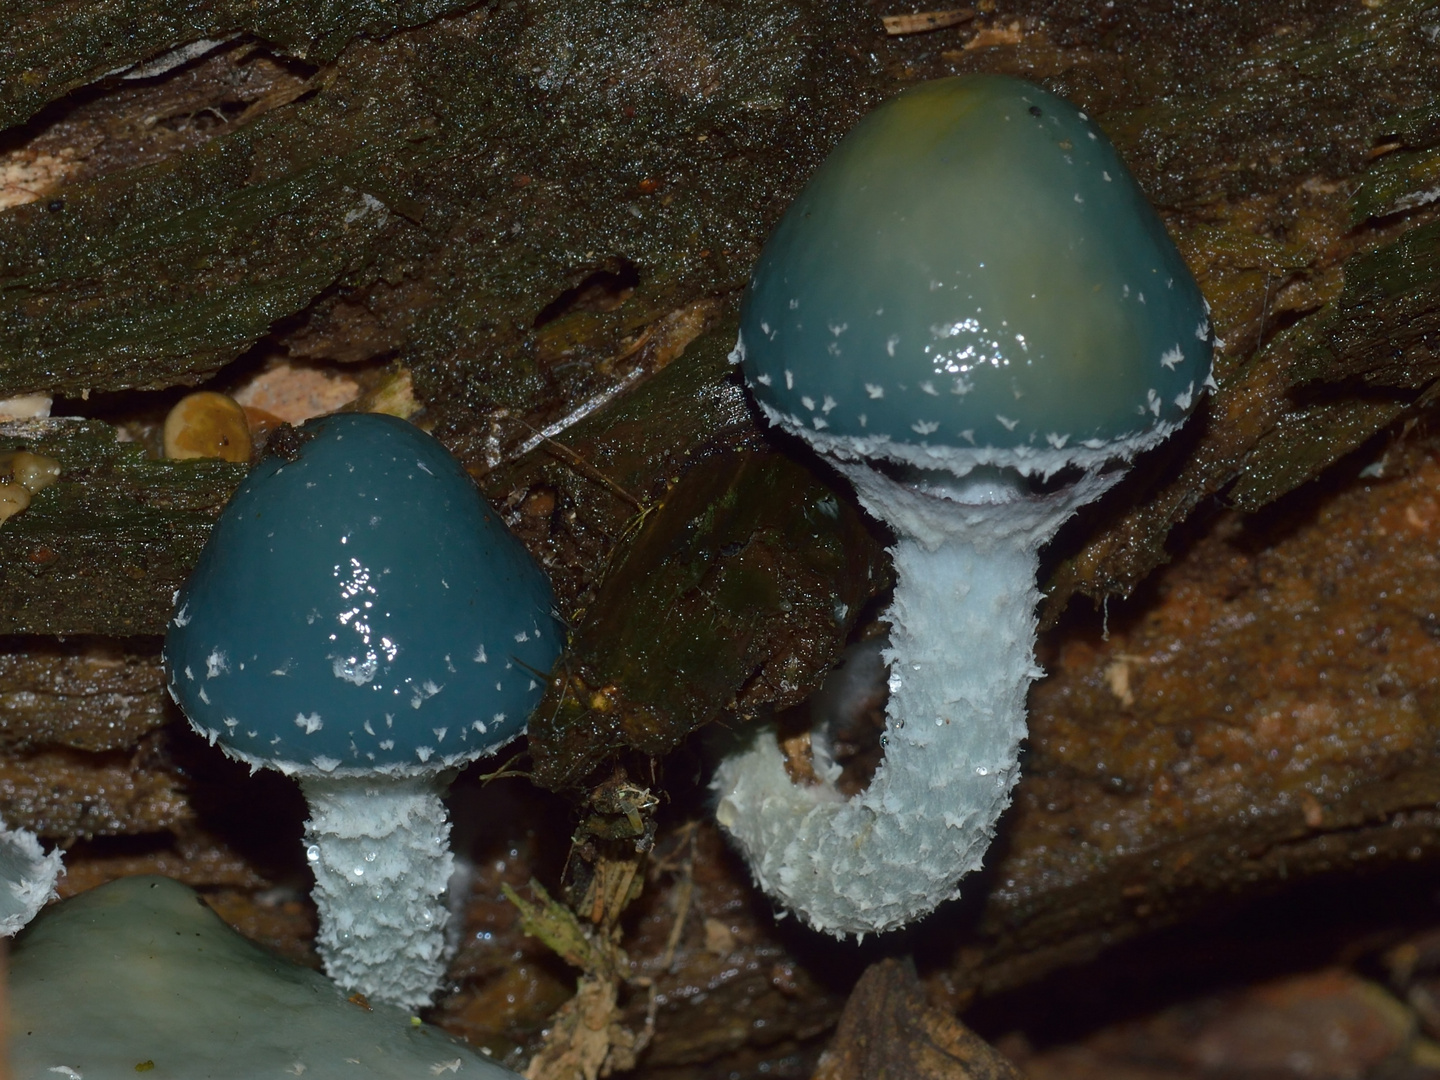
713, 467, 1105, 937
300, 774, 454, 1009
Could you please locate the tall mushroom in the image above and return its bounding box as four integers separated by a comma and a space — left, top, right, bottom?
165, 413, 561, 1006
714, 74, 1214, 936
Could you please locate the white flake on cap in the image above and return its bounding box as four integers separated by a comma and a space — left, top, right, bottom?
296, 713, 323, 735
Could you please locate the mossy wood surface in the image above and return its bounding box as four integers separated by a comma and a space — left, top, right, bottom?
0, 419, 242, 635
1017, 0, 1440, 614
3, 0, 1440, 688
1, 0, 476, 130
0, 0, 888, 759
0, 0, 876, 409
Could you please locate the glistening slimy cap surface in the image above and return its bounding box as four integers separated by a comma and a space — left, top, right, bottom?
164, 413, 561, 779
737, 74, 1212, 468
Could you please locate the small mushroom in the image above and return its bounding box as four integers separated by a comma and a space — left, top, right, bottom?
1, 449, 61, 493
165, 413, 562, 1006
0, 448, 62, 524
163, 390, 253, 462
715, 75, 1214, 936
0, 482, 30, 523
11, 876, 521, 1078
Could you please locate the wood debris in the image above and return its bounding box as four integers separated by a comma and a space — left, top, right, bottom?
813, 958, 1024, 1079
507, 773, 661, 1079
881, 9, 975, 35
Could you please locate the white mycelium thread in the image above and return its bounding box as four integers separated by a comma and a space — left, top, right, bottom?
713, 455, 1124, 937
301, 775, 454, 1009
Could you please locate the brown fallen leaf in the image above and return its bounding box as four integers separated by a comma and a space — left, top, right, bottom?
813, 958, 1026, 1080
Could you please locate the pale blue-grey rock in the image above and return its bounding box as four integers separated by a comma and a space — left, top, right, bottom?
11, 876, 520, 1080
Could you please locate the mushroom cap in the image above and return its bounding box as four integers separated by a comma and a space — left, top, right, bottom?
163, 391, 253, 463
736, 74, 1213, 477
164, 413, 561, 779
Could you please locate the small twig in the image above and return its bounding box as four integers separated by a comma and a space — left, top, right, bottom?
658, 825, 698, 972
633, 979, 658, 1060
503, 878, 615, 978
1256, 271, 1274, 349
511, 368, 645, 461
511, 418, 644, 511
596, 858, 641, 929
475, 754, 533, 785
660, 873, 693, 974
545, 668, 577, 727
616, 500, 657, 542
882, 8, 975, 35
609, 323, 658, 367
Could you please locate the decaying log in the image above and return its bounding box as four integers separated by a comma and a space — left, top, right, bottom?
4, 1, 1440, 1077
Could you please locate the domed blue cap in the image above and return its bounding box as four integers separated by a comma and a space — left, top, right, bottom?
736, 75, 1213, 474
164, 413, 562, 779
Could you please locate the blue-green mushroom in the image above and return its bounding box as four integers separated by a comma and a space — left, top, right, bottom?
166, 413, 562, 1006
714, 74, 1214, 937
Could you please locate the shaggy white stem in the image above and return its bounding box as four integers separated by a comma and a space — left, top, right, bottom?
300, 775, 455, 1009
713, 463, 1117, 937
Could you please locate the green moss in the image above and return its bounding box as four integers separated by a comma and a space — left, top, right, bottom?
0, 0, 878, 419
0, 150, 397, 395
1213, 217, 1440, 510
0, 420, 243, 635
529, 443, 882, 790
1350, 146, 1440, 225
1298, 218, 1440, 391
1, 0, 475, 129
1101, 2, 1440, 207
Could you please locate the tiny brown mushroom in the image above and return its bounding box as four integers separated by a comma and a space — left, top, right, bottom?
0, 482, 30, 523
1, 450, 62, 494
0, 449, 62, 526
163, 391, 253, 462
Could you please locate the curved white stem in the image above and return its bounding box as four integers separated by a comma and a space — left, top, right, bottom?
713, 464, 1117, 937
300, 775, 454, 1008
